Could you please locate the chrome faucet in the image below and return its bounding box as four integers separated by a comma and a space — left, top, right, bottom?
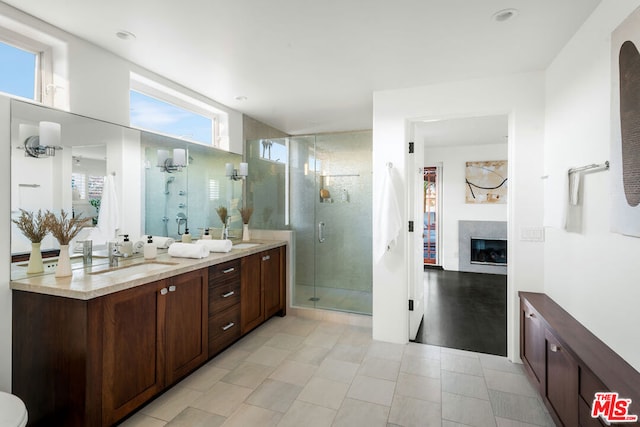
82, 240, 93, 266
108, 241, 125, 267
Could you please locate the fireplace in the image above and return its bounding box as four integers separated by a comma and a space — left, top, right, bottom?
470, 238, 507, 265
458, 220, 507, 275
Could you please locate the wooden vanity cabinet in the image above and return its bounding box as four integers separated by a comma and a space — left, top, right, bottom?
241, 246, 286, 335
520, 298, 545, 392
12, 267, 208, 427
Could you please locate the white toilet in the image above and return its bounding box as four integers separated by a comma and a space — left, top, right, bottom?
0, 392, 27, 427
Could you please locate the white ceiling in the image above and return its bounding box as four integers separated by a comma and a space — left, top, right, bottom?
3, 0, 601, 135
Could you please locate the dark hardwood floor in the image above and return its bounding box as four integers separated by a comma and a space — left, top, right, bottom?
413, 268, 507, 356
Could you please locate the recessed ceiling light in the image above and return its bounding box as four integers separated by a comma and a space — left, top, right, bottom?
234, 96, 248, 101
116, 30, 136, 41
492, 8, 519, 23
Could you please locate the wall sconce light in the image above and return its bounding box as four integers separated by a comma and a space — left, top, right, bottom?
226, 162, 248, 181
157, 148, 187, 173
22, 121, 63, 158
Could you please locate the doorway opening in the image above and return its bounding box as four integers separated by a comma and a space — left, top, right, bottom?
410, 114, 508, 356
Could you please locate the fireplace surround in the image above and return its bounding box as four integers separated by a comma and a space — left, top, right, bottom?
459, 220, 507, 275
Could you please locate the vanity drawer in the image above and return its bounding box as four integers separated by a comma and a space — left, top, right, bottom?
208, 280, 240, 314
208, 304, 241, 356
209, 260, 240, 283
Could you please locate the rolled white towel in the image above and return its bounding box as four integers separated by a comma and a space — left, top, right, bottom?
168, 242, 209, 259
134, 236, 176, 249
195, 239, 233, 253
132, 240, 145, 254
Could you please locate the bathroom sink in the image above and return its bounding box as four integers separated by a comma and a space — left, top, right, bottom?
89, 261, 179, 276
233, 243, 261, 249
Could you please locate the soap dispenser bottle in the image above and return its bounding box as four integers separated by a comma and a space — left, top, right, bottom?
201, 228, 212, 240
120, 234, 133, 257
144, 235, 157, 259
182, 228, 192, 243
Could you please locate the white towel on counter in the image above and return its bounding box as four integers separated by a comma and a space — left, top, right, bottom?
133, 236, 176, 250
168, 242, 209, 259
374, 166, 402, 261
195, 239, 233, 253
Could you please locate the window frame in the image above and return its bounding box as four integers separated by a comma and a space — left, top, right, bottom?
130, 73, 228, 148
0, 26, 54, 105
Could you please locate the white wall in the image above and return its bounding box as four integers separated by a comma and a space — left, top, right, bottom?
373, 72, 545, 362
424, 143, 508, 270
544, 0, 640, 371
0, 2, 244, 392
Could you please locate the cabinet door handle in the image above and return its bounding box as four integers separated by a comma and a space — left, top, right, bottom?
222, 291, 235, 298
160, 287, 168, 295
262, 255, 270, 261
169, 285, 176, 292
221, 322, 235, 331
526, 312, 535, 319
223, 267, 235, 274
550, 344, 560, 352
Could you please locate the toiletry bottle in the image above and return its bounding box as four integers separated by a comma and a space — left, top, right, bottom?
182, 228, 192, 243
202, 228, 212, 240
144, 235, 157, 259
120, 234, 133, 256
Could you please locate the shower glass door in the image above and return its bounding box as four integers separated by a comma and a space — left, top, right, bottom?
290, 132, 373, 315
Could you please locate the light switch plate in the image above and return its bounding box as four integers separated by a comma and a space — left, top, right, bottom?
520, 227, 545, 242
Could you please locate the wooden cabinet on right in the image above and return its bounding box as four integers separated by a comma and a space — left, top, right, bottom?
519, 292, 640, 427
241, 246, 286, 335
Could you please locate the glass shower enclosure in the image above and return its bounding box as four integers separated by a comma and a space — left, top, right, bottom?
246, 131, 372, 315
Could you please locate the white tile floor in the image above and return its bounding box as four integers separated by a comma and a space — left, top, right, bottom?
120, 315, 555, 427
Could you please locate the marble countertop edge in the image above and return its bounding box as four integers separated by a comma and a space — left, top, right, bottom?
10, 240, 287, 300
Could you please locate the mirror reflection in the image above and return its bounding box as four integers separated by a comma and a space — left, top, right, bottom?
10, 99, 243, 279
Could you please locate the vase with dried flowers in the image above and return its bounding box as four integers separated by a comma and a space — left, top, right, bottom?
215, 206, 229, 239
238, 206, 253, 241
45, 209, 92, 277
12, 209, 49, 274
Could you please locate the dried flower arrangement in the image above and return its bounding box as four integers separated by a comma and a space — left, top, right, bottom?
215, 206, 229, 225
238, 206, 253, 224
12, 209, 49, 243
45, 209, 92, 246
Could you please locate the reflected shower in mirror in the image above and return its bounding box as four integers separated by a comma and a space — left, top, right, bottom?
10, 99, 244, 280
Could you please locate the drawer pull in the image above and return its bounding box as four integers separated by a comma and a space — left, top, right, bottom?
169, 285, 176, 292
221, 322, 235, 331
526, 312, 535, 319
550, 344, 560, 352
262, 255, 271, 261
222, 291, 235, 298
160, 288, 168, 295
223, 267, 235, 274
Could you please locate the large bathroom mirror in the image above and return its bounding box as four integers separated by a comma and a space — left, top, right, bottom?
10, 99, 242, 279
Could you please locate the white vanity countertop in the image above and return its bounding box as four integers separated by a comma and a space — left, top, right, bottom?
10, 240, 287, 300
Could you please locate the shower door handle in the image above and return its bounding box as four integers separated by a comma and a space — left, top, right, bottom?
318, 222, 326, 243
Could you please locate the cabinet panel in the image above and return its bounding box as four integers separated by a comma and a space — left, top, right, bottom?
102, 281, 166, 425
241, 253, 264, 334
263, 247, 284, 318
166, 269, 208, 384
521, 300, 544, 389
546, 329, 578, 427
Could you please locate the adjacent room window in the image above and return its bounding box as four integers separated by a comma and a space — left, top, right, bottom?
130, 73, 229, 148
